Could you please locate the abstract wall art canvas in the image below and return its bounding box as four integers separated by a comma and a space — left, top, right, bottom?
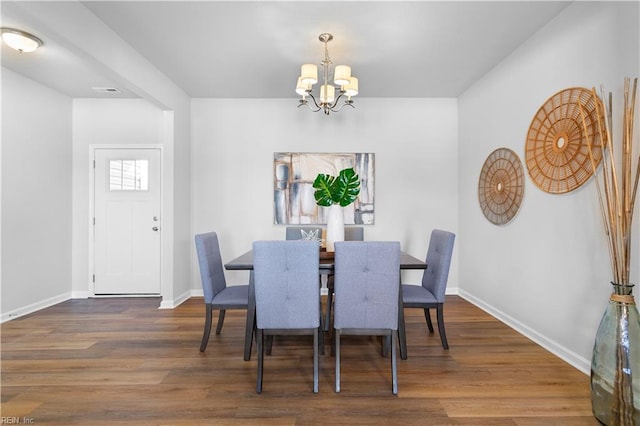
274, 152, 375, 225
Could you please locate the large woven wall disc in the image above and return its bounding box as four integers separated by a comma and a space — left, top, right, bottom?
478, 148, 525, 225
525, 87, 605, 194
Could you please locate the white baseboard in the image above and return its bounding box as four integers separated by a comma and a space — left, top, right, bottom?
458, 289, 590, 375
1, 292, 72, 323
159, 289, 193, 309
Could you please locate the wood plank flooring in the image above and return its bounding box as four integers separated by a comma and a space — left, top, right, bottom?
1, 296, 597, 425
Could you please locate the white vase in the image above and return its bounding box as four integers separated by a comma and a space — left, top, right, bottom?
326, 204, 344, 252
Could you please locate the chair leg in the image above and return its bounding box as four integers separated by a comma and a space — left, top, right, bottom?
313, 328, 319, 393
324, 290, 333, 332
424, 308, 434, 333
382, 335, 390, 357
243, 298, 256, 361
266, 335, 273, 355
215, 309, 226, 334
331, 324, 336, 357
391, 331, 398, 395
436, 304, 449, 349
256, 329, 264, 394
335, 329, 341, 393
318, 311, 325, 356
398, 293, 408, 361
200, 304, 213, 352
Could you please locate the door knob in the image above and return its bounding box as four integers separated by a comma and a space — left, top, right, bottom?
152, 226, 159, 231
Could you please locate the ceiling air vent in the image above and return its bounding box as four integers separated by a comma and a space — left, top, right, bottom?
92, 87, 120, 94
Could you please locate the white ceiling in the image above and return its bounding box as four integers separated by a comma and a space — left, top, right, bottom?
1, 1, 571, 99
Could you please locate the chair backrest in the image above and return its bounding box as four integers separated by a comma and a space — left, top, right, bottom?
333, 241, 401, 330
344, 226, 364, 241
285, 226, 323, 242
253, 240, 320, 330
422, 229, 456, 302
194, 232, 227, 304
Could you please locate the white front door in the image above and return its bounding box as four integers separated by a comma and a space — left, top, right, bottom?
94, 148, 161, 294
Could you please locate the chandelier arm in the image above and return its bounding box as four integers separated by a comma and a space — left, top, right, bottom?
300, 101, 321, 113
306, 91, 323, 110
331, 101, 356, 113
298, 97, 322, 112
328, 92, 346, 109
332, 89, 349, 111
326, 92, 355, 112
308, 103, 322, 113
298, 101, 311, 110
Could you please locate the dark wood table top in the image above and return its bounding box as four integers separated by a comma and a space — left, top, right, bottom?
225, 250, 426, 271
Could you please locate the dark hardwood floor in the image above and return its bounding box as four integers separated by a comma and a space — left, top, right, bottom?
1, 296, 597, 425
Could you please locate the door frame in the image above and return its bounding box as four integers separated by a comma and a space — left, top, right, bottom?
89, 145, 164, 298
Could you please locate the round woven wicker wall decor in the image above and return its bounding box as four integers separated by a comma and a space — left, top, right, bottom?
478, 148, 524, 226
525, 87, 605, 194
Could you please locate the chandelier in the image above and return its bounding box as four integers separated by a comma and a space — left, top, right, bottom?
296, 33, 358, 115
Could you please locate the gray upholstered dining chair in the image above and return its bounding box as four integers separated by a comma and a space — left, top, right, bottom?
344, 226, 365, 242
401, 229, 455, 349
285, 226, 323, 242
194, 232, 249, 352
253, 240, 321, 394
333, 241, 401, 395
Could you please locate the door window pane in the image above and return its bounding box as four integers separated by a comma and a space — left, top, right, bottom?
109, 160, 149, 191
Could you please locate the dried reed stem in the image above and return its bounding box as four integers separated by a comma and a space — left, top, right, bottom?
579, 99, 617, 277
582, 78, 639, 285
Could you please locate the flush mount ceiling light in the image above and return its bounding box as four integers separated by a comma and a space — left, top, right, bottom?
296, 33, 358, 115
0, 28, 43, 53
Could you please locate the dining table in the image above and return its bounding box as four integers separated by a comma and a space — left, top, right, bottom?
224, 249, 426, 361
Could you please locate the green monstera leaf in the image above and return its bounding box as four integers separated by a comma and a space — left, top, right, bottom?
313, 167, 361, 207
312, 174, 337, 207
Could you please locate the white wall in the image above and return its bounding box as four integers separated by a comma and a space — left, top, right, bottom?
1, 68, 72, 320
458, 1, 640, 372
11, 1, 193, 309
191, 98, 459, 289
169, 106, 192, 307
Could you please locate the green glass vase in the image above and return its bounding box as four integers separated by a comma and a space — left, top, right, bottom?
591, 283, 640, 425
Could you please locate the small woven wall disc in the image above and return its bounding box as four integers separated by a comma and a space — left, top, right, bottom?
478, 148, 525, 225
525, 87, 605, 194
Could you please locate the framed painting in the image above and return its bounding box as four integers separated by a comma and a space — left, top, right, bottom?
274, 152, 375, 225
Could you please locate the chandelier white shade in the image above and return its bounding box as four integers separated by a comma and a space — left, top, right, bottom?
301, 64, 318, 85
334, 65, 351, 85
0, 28, 43, 53
296, 33, 358, 115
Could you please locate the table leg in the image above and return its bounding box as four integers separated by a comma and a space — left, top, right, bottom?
244, 271, 255, 361
398, 280, 408, 360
